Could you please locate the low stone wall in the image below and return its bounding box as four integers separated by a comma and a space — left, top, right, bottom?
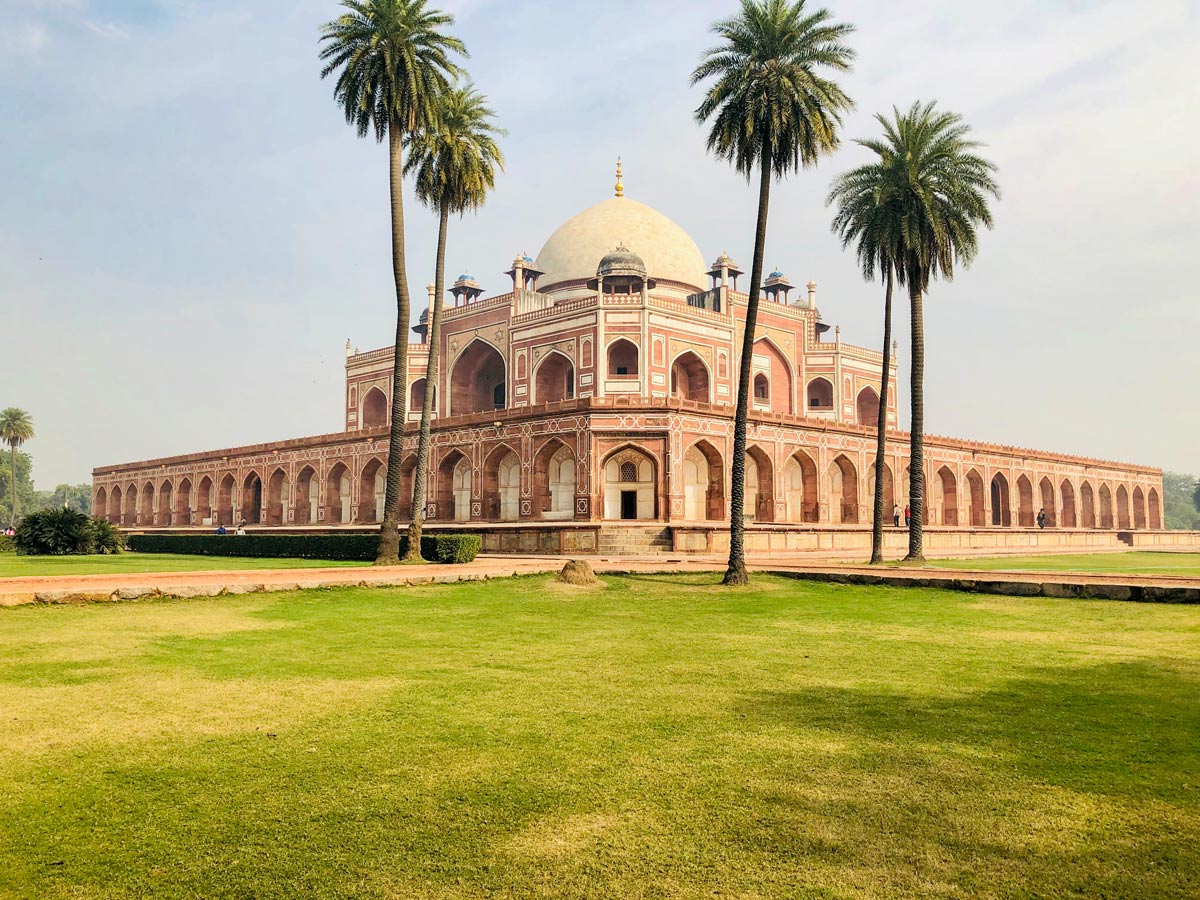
677, 526, 1139, 557
1126, 531, 1200, 550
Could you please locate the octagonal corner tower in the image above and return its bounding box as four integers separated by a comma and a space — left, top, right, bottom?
533, 196, 708, 300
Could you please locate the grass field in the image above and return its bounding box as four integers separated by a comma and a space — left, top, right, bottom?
0, 551, 368, 578
926, 551, 1200, 576
1, 574, 1197, 899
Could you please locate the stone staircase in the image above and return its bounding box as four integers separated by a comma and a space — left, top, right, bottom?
597, 525, 674, 556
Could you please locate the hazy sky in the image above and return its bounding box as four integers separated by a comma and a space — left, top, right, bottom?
2, 0, 1198, 487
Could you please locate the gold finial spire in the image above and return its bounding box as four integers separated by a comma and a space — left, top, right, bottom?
614, 156, 624, 198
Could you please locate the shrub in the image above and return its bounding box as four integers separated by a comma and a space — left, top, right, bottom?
14, 509, 124, 555
0, 533, 14, 553
126, 532, 481, 564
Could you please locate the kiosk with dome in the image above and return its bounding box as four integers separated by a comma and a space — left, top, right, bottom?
92, 169, 1164, 556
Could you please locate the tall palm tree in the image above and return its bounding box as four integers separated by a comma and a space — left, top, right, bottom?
828, 161, 903, 563
0, 407, 34, 528
402, 84, 505, 561
319, 0, 466, 564
863, 102, 999, 561
692, 0, 855, 585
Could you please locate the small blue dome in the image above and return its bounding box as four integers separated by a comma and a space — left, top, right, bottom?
456, 273, 474, 282
521, 254, 534, 263
769, 269, 784, 278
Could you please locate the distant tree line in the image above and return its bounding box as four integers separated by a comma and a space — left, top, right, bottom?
0, 449, 91, 520
1163, 471, 1200, 531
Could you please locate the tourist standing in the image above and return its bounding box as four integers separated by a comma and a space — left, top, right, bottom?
893, 503, 900, 527
1037, 507, 1047, 529
904, 504, 911, 528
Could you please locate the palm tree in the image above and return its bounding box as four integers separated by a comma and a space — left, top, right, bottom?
863, 102, 999, 561
828, 162, 903, 564
402, 84, 505, 561
1, 407, 34, 528
319, 0, 466, 564
692, 0, 855, 585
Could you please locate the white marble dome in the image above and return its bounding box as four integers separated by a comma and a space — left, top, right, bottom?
534, 197, 707, 294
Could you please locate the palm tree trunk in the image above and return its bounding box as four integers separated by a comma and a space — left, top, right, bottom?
9, 444, 16, 528
904, 278, 925, 562
723, 148, 772, 586
869, 266, 893, 564
376, 124, 412, 565
403, 203, 449, 562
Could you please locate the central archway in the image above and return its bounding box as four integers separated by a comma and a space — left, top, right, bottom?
1080, 482, 1096, 528
450, 339, 506, 415
1060, 480, 1077, 527
267, 469, 289, 526
1016, 474, 1034, 528
361, 388, 387, 428
856, 387, 880, 428
326, 463, 351, 525
966, 470, 985, 527
175, 477, 193, 526
534, 440, 576, 520
990, 474, 1011, 527
242, 472, 263, 525
196, 477, 212, 525
603, 447, 657, 520
1099, 484, 1113, 529
936, 466, 958, 526
745, 446, 774, 522
1039, 477, 1056, 527
784, 450, 819, 523
483, 446, 520, 521
435, 451, 472, 522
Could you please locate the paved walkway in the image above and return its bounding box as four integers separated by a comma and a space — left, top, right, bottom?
2, 554, 1198, 605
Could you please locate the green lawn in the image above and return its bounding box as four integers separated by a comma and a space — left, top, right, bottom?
1, 574, 1197, 899
926, 551, 1200, 577
0, 551, 368, 578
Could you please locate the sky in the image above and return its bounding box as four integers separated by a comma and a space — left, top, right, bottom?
2, 0, 1198, 488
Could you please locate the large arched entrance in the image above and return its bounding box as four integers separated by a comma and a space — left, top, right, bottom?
435, 451, 472, 522
606, 339, 639, 379
361, 388, 387, 428
176, 477, 193, 526
106, 486, 120, 525
398, 455, 417, 521
856, 387, 880, 428
157, 481, 173, 527
217, 474, 237, 526
784, 450, 819, 523
534, 440, 575, 520
1080, 482, 1096, 528
294, 467, 317, 524
1039, 477, 1056, 527
196, 477, 213, 525
745, 446, 774, 522
752, 338, 793, 414
140, 482, 155, 526
242, 472, 263, 525
450, 339, 506, 415
603, 448, 657, 520
829, 455, 859, 524
95, 487, 108, 523
966, 470, 986, 527
1116, 485, 1130, 529
990, 474, 1011, 527
267, 469, 289, 526
683, 441, 723, 521
124, 483, 138, 527
806, 377, 834, 411
326, 463, 351, 525
1016, 475, 1034, 527
936, 466, 958, 526
1099, 484, 1114, 529
357, 458, 384, 524
534, 352, 575, 405
867, 463, 896, 520
484, 447, 521, 521
1148, 488, 1161, 529
671, 352, 710, 403
1060, 480, 1076, 527
1133, 486, 1146, 530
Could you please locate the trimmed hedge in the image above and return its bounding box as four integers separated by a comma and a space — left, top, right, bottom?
126, 532, 481, 564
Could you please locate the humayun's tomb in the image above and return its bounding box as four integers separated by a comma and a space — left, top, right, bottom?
93, 173, 1172, 556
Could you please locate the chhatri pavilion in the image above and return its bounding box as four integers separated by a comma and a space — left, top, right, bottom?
93, 166, 1164, 555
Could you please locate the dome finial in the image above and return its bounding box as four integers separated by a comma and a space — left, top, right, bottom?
614, 156, 623, 198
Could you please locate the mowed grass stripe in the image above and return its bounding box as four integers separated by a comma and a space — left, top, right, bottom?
0, 574, 1197, 899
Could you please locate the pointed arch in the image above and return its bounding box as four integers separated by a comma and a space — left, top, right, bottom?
436, 449, 472, 522
745, 445, 775, 522
671, 351, 711, 403
196, 476, 213, 525
965, 469, 986, 527
1116, 485, 1130, 529
1060, 479, 1076, 528
602, 445, 658, 520
449, 338, 507, 416
357, 457, 386, 524
325, 462, 351, 525
175, 477, 192, 526
856, 386, 880, 428
783, 449, 819, 523
266, 468, 289, 526
533, 350, 575, 405
1038, 477, 1055, 527
398, 454, 417, 521
1148, 487, 1162, 529
534, 438, 576, 520
990, 473, 1011, 527
156, 477, 171, 527
140, 481, 156, 526
240, 471, 263, 525
806, 377, 834, 411
1098, 483, 1114, 529
409, 378, 435, 417
124, 483, 138, 527
294, 466, 317, 525
936, 466, 959, 526
752, 336, 794, 414
683, 440, 724, 520
606, 338, 639, 378
828, 454, 859, 524
107, 485, 121, 525
1133, 486, 1146, 530
361, 387, 388, 428
1080, 481, 1096, 528
1016, 474, 1034, 527
95, 486, 108, 523
482, 444, 521, 521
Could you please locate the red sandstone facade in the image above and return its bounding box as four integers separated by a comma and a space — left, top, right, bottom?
93, 188, 1164, 551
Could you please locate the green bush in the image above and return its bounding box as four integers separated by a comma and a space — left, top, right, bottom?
0, 533, 15, 553
126, 532, 480, 564
14, 509, 124, 555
